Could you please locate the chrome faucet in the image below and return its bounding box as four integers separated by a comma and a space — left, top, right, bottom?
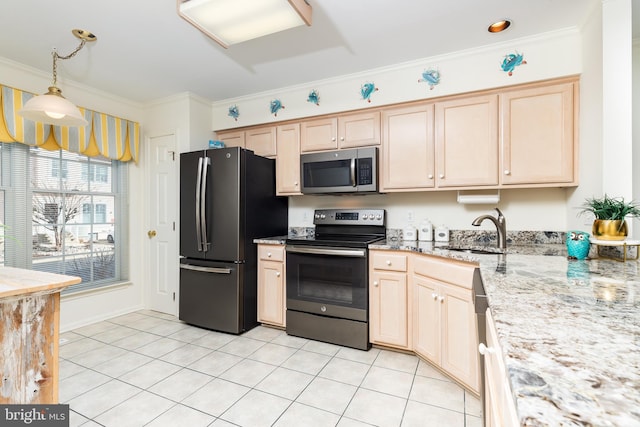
472, 208, 507, 251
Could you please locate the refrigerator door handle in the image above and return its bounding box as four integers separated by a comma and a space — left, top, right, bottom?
201, 156, 211, 251
195, 157, 204, 251
180, 264, 232, 274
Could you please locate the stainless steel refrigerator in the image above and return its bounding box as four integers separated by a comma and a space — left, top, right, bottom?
179, 147, 288, 334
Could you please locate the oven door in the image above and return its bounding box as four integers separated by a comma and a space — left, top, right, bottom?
286, 245, 368, 321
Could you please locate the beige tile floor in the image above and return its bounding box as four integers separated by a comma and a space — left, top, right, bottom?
59, 310, 482, 427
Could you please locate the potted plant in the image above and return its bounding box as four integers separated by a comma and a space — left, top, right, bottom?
579, 194, 640, 240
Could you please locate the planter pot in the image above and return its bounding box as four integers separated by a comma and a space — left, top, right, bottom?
592, 219, 627, 241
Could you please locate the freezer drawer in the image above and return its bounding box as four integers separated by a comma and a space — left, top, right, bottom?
179, 259, 243, 334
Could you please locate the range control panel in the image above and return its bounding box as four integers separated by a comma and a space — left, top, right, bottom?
313, 209, 385, 226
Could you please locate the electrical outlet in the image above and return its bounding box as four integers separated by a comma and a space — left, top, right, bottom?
407, 210, 414, 223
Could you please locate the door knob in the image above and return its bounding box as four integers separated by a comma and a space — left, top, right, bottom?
148, 230, 157, 238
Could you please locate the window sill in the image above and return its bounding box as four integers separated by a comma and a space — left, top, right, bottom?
61, 280, 133, 300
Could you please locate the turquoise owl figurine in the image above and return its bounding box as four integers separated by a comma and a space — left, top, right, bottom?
566, 230, 591, 260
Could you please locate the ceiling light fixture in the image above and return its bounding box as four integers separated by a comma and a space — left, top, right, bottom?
488, 19, 511, 33
177, 0, 312, 48
18, 29, 96, 127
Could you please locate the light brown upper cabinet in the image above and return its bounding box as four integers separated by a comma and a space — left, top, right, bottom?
215, 130, 245, 149
500, 82, 576, 185
435, 95, 499, 188
215, 77, 578, 192
300, 117, 337, 152
216, 127, 277, 158
381, 104, 435, 191
300, 111, 381, 153
246, 126, 277, 158
276, 123, 302, 195
338, 111, 380, 148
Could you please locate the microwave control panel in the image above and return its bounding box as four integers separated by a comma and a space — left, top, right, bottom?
357, 158, 373, 185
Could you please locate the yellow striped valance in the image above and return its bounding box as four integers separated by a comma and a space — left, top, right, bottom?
0, 85, 139, 163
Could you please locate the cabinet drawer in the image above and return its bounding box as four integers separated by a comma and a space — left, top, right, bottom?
413, 255, 475, 289
258, 245, 285, 262
371, 252, 407, 272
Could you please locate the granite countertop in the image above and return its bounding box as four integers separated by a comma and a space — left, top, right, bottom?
0, 266, 81, 299
372, 240, 640, 426
254, 235, 288, 245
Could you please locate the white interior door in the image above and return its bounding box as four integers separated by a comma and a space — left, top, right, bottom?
145, 133, 178, 315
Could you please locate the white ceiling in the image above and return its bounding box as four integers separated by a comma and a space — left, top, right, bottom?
0, 0, 603, 104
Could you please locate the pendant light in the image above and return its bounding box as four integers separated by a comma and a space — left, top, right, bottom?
19, 29, 97, 127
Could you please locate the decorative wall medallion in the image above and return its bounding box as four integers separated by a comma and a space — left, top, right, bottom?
418, 68, 441, 90
360, 82, 378, 103
228, 105, 239, 121
501, 52, 526, 76
307, 89, 320, 106
270, 99, 284, 116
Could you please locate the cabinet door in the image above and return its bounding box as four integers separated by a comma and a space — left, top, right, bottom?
485, 309, 519, 427
412, 274, 441, 365
216, 130, 245, 148
300, 118, 338, 152
246, 126, 277, 158
381, 105, 435, 191
435, 95, 498, 187
441, 282, 479, 393
338, 111, 381, 148
276, 123, 302, 195
370, 270, 410, 349
257, 260, 285, 327
500, 82, 575, 185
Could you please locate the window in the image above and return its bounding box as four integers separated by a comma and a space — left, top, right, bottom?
51, 159, 68, 179
82, 163, 110, 183
0, 142, 128, 292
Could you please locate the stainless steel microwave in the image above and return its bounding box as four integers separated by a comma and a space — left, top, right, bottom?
300, 147, 378, 194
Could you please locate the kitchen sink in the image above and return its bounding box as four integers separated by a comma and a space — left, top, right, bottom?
445, 247, 505, 255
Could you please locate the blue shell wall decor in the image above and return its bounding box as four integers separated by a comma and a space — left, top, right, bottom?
228, 105, 239, 121
270, 99, 284, 116
307, 89, 320, 106
418, 68, 441, 90
501, 52, 527, 76
360, 82, 378, 103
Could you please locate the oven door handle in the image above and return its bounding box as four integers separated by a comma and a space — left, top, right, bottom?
286, 245, 366, 258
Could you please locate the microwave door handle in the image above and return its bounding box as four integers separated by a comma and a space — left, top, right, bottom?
201, 156, 211, 251
350, 158, 357, 187
195, 157, 204, 251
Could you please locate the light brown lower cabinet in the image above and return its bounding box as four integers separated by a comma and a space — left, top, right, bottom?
482, 308, 519, 427
411, 255, 479, 394
369, 251, 411, 349
369, 251, 480, 394
257, 244, 286, 328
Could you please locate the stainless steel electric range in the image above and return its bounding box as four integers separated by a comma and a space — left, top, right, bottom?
285, 208, 386, 350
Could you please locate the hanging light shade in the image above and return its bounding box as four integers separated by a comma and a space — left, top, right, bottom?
20, 86, 87, 126
177, 0, 312, 48
18, 29, 96, 127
